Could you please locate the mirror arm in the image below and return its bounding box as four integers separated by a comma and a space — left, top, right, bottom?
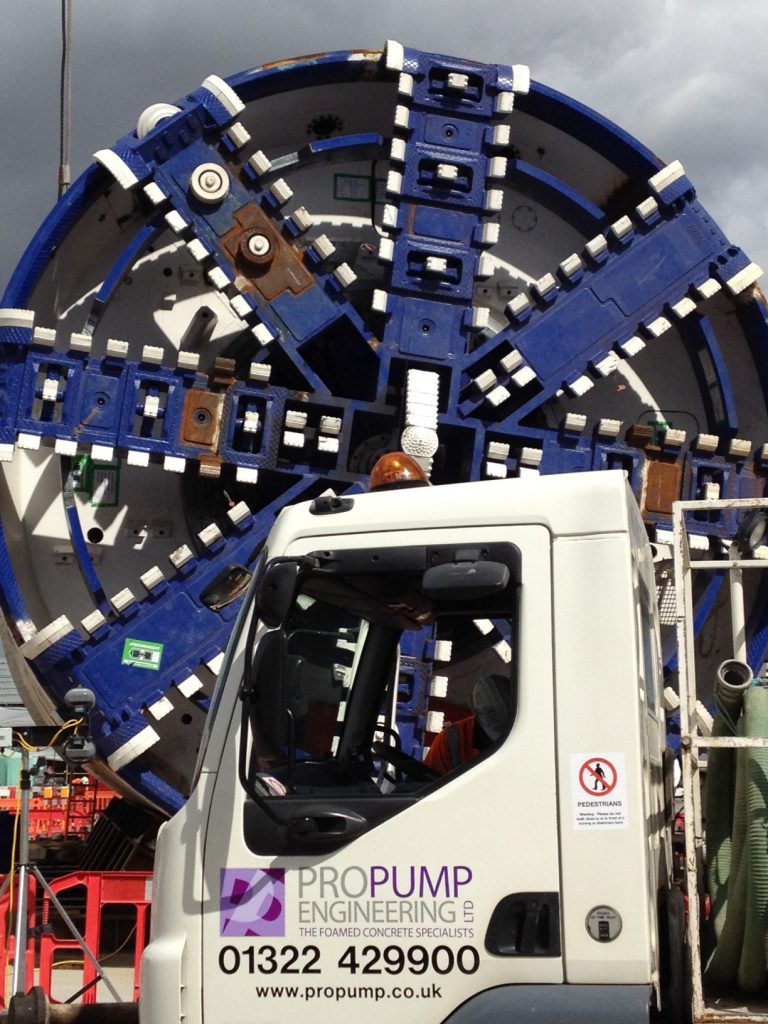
237, 698, 259, 801
237, 700, 291, 826
285, 708, 296, 793
239, 595, 264, 702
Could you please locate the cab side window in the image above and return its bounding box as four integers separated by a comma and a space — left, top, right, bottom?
420, 617, 515, 776
242, 563, 517, 800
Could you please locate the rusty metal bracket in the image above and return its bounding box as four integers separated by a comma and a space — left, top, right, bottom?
221, 204, 313, 301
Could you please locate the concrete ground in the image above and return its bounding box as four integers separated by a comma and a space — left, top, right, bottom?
4, 964, 138, 1007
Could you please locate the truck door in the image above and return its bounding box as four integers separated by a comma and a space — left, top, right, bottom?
200, 525, 560, 1024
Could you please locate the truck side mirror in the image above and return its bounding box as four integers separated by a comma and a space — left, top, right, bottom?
257, 560, 300, 627
246, 630, 288, 751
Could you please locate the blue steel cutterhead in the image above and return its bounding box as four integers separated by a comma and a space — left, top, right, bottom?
0, 43, 765, 810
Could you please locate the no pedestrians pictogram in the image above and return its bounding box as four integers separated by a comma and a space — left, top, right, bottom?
578, 757, 617, 796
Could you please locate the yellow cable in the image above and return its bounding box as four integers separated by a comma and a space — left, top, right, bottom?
2, 791, 21, 1005
50, 923, 139, 971
13, 719, 83, 753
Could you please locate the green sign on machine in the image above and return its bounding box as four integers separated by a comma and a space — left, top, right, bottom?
121, 638, 164, 671
71, 455, 120, 508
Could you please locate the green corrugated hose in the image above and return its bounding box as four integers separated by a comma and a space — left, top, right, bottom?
706, 702, 741, 941
737, 685, 768, 991
706, 713, 747, 987
706, 663, 752, 945
706, 681, 768, 992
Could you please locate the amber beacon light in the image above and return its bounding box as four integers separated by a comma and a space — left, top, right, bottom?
368, 452, 431, 491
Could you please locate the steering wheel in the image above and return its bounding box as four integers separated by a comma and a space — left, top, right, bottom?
371, 741, 440, 784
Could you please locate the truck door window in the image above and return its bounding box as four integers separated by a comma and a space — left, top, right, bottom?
240, 544, 518, 808
421, 617, 514, 776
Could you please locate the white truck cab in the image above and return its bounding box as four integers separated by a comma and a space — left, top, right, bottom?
140, 468, 671, 1024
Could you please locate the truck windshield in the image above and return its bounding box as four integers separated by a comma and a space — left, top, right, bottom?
240, 544, 518, 799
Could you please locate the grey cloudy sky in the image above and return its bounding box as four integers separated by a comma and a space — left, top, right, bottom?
1, 0, 766, 288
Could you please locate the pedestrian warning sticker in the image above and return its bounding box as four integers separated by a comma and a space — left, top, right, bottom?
570, 753, 627, 830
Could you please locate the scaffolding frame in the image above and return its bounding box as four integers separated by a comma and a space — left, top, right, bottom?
673, 496, 768, 1023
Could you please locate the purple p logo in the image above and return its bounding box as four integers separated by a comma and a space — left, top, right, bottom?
220, 868, 286, 937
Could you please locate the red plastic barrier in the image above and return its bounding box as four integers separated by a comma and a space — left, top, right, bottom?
38, 871, 151, 1004
0, 870, 151, 1007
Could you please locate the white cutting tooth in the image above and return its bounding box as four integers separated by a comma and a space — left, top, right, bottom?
200, 74, 244, 117
169, 544, 194, 569
107, 727, 160, 771
648, 160, 686, 196
93, 150, 139, 189
147, 696, 173, 721
20, 616, 75, 660
564, 413, 587, 432
110, 588, 137, 614
248, 150, 272, 177
198, 523, 223, 547
140, 566, 166, 591
726, 263, 763, 295
598, 419, 622, 438
0, 308, 34, 330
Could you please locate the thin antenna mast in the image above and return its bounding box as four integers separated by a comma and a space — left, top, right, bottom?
58, 0, 73, 198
